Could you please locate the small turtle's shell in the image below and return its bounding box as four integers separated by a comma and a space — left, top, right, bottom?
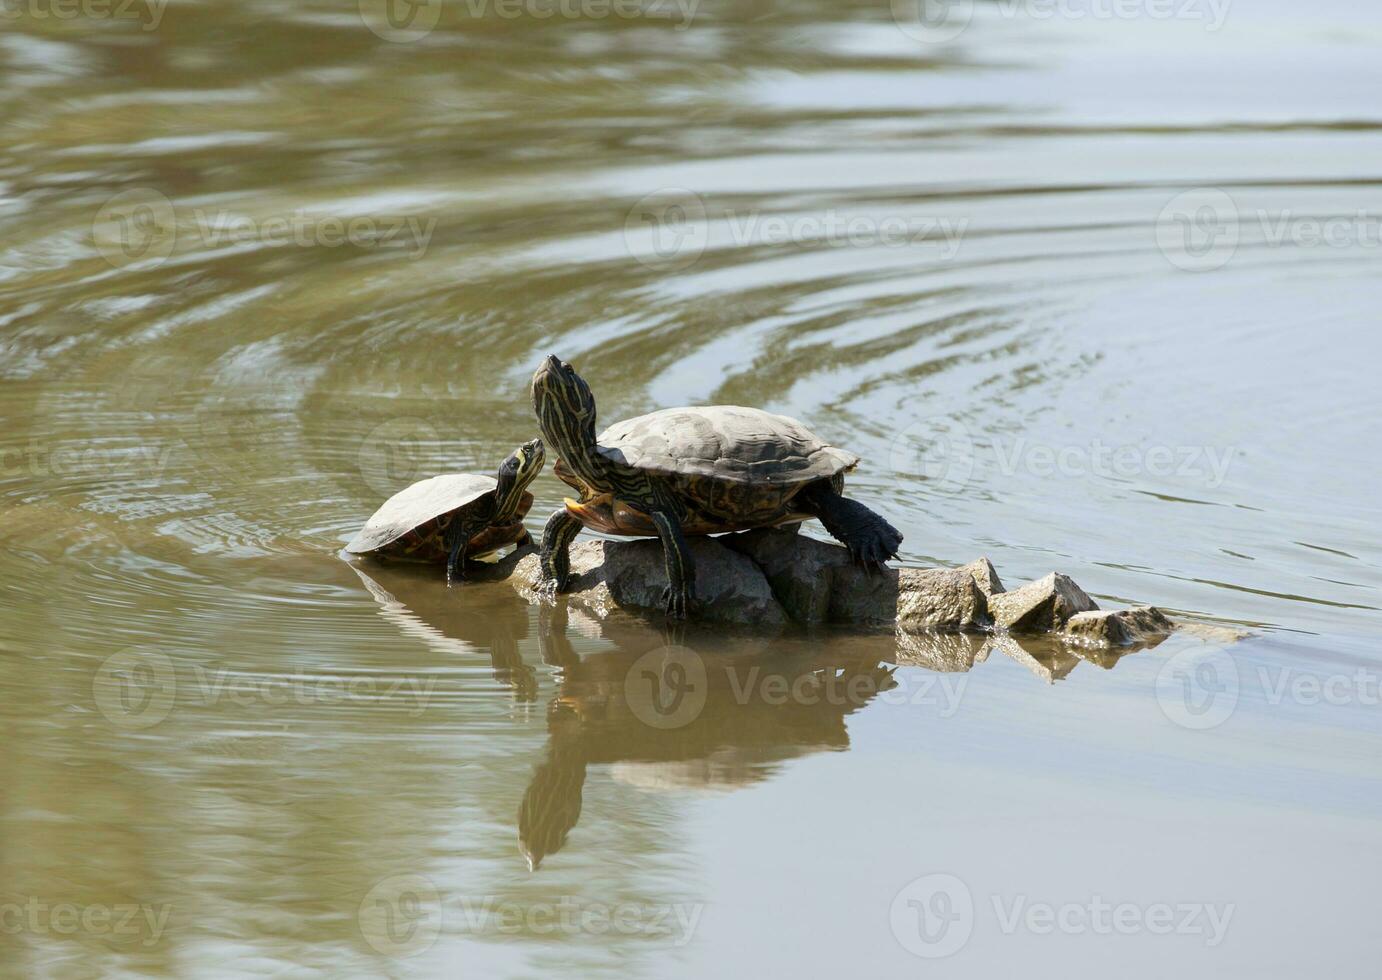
346, 474, 531, 561
597, 406, 858, 484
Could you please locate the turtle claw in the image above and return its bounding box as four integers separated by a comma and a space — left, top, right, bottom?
661, 584, 692, 621
850, 538, 899, 575
537, 574, 570, 600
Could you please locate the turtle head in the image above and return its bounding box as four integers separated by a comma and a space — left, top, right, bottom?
493, 437, 545, 523
531, 355, 600, 460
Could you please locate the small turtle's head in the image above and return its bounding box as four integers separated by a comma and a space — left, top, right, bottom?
531, 355, 598, 453
493, 438, 545, 522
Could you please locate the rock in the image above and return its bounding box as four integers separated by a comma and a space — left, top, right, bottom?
1062, 606, 1173, 647
513, 538, 787, 627
510, 531, 1166, 649
986, 572, 1097, 632
958, 557, 1005, 598
891, 568, 989, 632
722, 527, 847, 625
725, 528, 988, 631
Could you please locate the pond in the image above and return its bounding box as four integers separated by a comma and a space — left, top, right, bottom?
0, 0, 1379, 975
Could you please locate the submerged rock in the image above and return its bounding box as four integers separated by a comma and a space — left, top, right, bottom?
1062, 606, 1173, 646
985, 572, 1098, 632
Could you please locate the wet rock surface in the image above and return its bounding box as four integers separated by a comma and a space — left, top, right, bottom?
513, 538, 787, 627
985, 572, 1098, 632
506, 528, 1176, 649
1062, 606, 1174, 646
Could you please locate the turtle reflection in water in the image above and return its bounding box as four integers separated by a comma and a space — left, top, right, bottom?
531, 356, 902, 618
346, 439, 544, 582
517, 609, 899, 870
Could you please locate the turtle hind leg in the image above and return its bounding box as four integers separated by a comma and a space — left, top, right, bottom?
797, 480, 903, 573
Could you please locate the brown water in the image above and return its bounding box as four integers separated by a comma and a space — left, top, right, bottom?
2, 0, 1381, 975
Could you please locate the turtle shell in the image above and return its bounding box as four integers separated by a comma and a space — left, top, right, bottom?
596, 406, 858, 484
345, 474, 532, 561
565, 406, 858, 536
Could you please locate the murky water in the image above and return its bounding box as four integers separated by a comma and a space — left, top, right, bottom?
2, 0, 1380, 975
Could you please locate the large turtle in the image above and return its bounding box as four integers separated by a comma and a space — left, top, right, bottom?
345, 439, 544, 582
530, 356, 902, 618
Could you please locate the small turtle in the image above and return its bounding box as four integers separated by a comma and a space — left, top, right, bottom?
345, 439, 545, 581
530, 356, 902, 618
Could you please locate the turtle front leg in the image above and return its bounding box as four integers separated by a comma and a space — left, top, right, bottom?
445, 512, 490, 585
649, 511, 695, 620
539, 508, 583, 596
797, 480, 903, 573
